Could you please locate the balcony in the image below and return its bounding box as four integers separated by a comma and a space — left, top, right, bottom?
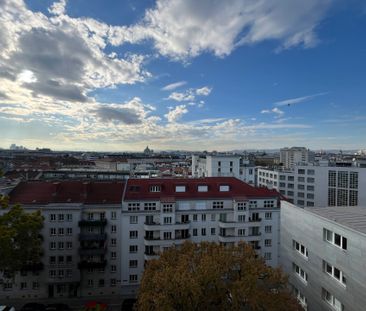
78, 247, 107, 256
144, 236, 162, 246
248, 218, 262, 225
79, 233, 107, 241
218, 220, 238, 229
218, 234, 240, 243
78, 260, 107, 269
78, 219, 107, 226
144, 252, 159, 261
144, 221, 190, 231
21, 262, 44, 271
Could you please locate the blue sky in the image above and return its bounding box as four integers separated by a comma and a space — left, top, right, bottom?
0, 0, 365, 151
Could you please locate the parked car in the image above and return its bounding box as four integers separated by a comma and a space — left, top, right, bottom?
21, 304, 46, 311
121, 299, 136, 311
0, 306, 16, 311
45, 304, 70, 311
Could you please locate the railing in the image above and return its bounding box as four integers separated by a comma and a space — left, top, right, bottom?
78, 260, 107, 269
144, 236, 161, 241
79, 233, 107, 241
78, 248, 107, 255
248, 218, 262, 222
248, 232, 261, 236
78, 219, 107, 226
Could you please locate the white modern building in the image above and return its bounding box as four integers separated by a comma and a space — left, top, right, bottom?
192, 155, 256, 185
120, 177, 281, 295
257, 162, 366, 208
280, 147, 310, 169
0, 181, 124, 300
281, 201, 366, 311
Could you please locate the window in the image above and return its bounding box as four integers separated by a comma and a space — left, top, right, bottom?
201, 214, 206, 221
87, 279, 93, 287
49, 256, 56, 264
66, 255, 72, 263
324, 228, 347, 250
306, 201, 314, 207
212, 201, 224, 209
298, 192, 304, 198
322, 288, 344, 311
323, 260, 346, 286
130, 216, 138, 224
3, 283, 12, 290
111, 225, 117, 233
264, 201, 274, 208
49, 270, 56, 278
211, 214, 216, 221
66, 241, 73, 249
238, 215, 245, 222
338, 171, 348, 188
66, 214, 72, 221
129, 231, 138, 239
265, 226, 272, 233
307, 193, 314, 199
129, 245, 138, 253
264, 253, 272, 260
293, 240, 308, 258
293, 263, 308, 284
298, 177, 305, 182
237, 202, 246, 211
297, 200, 304, 206
58, 214, 64, 222
20, 282, 27, 290
298, 169, 305, 174
349, 190, 358, 206
201, 228, 206, 236
211, 228, 216, 235
111, 252, 117, 259
129, 274, 138, 283
329, 170, 337, 187
163, 204, 174, 213
129, 260, 138, 268
50, 242, 56, 250
66, 228, 72, 235
128, 203, 140, 211
287, 191, 294, 196
350, 172, 358, 189
144, 202, 157, 211
111, 211, 117, 219
111, 265, 117, 273
328, 188, 336, 206
193, 214, 198, 221
307, 177, 315, 183
164, 217, 172, 224
219, 185, 230, 192
288, 183, 294, 189
265, 239, 272, 247
58, 270, 64, 278
175, 185, 186, 192
150, 185, 161, 192
110, 279, 116, 287
307, 185, 314, 191
265, 212, 272, 220
193, 229, 198, 236
198, 185, 208, 192
279, 182, 286, 188
111, 238, 117, 246
58, 256, 64, 264
58, 242, 64, 250
50, 228, 56, 236
288, 176, 295, 181
98, 279, 105, 287
293, 286, 307, 310
238, 229, 245, 236
163, 232, 172, 240
50, 214, 56, 222
58, 228, 64, 236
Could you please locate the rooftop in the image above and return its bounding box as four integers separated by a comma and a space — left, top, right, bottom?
124, 177, 280, 201
8, 181, 124, 205
306, 206, 366, 235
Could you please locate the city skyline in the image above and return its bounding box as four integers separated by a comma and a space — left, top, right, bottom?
1, 0, 366, 151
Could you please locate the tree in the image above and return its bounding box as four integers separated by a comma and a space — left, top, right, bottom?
0, 198, 44, 277
137, 242, 302, 311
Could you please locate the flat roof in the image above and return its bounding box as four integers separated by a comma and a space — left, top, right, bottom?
305, 206, 366, 235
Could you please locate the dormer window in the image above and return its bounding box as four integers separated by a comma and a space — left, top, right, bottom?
129, 185, 140, 192
219, 185, 230, 192
198, 185, 208, 192
150, 185, 161, 192
175, 185, 186, 192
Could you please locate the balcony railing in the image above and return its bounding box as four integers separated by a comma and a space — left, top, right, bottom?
144, 236, 161, 241
21, 262, 44, 271
78, 247, 107, 256
78, 260, 107, 269
248, 218, 262, 222
174, 234, 191, 240
79, 233, 107, 241
248, 232, 261, 237
78, 219, 107, 226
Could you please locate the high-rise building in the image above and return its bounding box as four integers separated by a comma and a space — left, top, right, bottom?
280, 147, 309, 169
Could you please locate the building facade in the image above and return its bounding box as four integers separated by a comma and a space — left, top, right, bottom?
257, 163, 366, 208
120, 177, 281, 295
280, 201, 366, 311
0, 181, 123, 300
280, 147, 309, 169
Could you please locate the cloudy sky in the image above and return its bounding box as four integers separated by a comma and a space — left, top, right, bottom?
0, 0, 365, 151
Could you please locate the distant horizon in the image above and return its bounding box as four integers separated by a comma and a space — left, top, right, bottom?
1, 1, 365, 151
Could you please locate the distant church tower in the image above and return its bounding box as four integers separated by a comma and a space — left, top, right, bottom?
144, 146, 153, 155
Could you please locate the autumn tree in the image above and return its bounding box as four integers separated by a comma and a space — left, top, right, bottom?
0, 195, 44, 277
137, 241, 302, 311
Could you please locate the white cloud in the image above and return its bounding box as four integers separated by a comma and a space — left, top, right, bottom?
108, 0, 332, 60
273, 92, 327, 106
261, 107, 284, 118
48, 0, 67, 15
164, 105, 188, 122
196, 86, 212, 96
161, 81, 187, 91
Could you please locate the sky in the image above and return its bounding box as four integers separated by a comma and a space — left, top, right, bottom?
0, 0, 365, 152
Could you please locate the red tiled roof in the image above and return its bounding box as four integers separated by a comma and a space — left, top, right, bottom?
123, 177, 280, 201
8, 181, 124, 205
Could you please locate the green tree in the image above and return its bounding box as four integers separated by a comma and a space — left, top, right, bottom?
137, 241, 302, 311
0, 198, 44, 277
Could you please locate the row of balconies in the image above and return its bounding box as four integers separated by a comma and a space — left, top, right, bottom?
78, 219, 107, 226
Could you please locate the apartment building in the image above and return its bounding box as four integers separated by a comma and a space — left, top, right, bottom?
280, 201, 366, 311
120, 177, 281, 295
280, 147, 310, 169
192, 155, 256, 184
0, 181, 124, 300
257, 163, 366, 208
